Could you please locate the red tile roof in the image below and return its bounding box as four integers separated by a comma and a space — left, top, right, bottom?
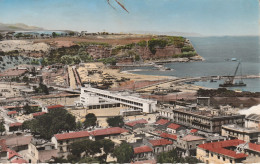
167, 123, 181, 130
134, 146, 153, 154
125, 119, 148, 127
182, 135, 205, 141
54, 131, 90, 141
155, 119, 169, 125
11, 157, 27, 163
7, 148, 21, 159
46, 104, 64, 109
160, 132, 177, 140
9, 122, 22, 127
190, 129, 198, 133
198, 139, 248, 159
0, 139, 7, 152
90, 127, 128, 136
149, 139, 173, 146
7, 111, 18, 115
32, 112, 46, 117
131, 159, 156, 164
248, 143, 260, 152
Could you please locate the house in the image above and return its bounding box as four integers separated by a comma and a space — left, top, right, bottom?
0, 69, 27, 81
133, 145, 153, 161
52, 130, 91, 158
166, 123, 182, 134
154, 119, 170, 129
197, 139, 248, 164
245, 114, 260, 128
27, 138, 58, 163
89, 127, 129, 140
8, 122, 22, 132
5, 135, 32, 152
176, 134, 206, 156
52, 127, 128, 158
7, 148, 27, 163
7, 111, 18, 118
42, 105, 64, 113
190, 129, 198, 134
32, 112, 46, 118
221, 124, 260, 143
159, 132, 177, 143
148, 139, 173, 154
125, 119, 148, 131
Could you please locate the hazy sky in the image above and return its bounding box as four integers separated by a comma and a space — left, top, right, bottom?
0, 0, 259, 36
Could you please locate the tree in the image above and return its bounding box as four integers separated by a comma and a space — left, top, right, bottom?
0, 121, 5, 135
0, 34, 3, 41
107, 116, 124, 127
22, 108, 76, 140
76, 121, 83, 130
84, 113, 97, 128
52, 32, 58, 38
100, 139, 115, 162
113, 141, 133, 163
23, 103, 33, 114
156, 149, 201, 163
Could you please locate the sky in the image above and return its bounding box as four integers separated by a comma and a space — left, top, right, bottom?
0, 0, 259, 36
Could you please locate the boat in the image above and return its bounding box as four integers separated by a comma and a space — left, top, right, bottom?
219, 62, 246, 87
210, 79, 217, 83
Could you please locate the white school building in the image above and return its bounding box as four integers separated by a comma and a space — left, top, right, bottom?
79, 87, 157, 113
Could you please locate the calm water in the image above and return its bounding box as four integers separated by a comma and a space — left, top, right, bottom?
127, 36, 260, 92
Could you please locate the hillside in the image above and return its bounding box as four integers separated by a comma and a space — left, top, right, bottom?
0, 22, 44, 31
39, 35, 200, 65
0, 34, 201, 67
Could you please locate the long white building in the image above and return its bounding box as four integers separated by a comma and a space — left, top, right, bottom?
79, 87, 157, 113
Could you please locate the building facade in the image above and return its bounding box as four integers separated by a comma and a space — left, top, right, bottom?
158, 106, 245, 133
80, 87, 157, 113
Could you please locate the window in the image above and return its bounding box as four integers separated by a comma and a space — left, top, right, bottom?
218, 155, 220, 159
189, 145, 192, 149
223, 157, 225, 161
211, 153, 213, 157
230, 160, 232, 163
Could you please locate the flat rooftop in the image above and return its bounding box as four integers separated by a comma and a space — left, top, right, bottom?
222, 124, 260, 133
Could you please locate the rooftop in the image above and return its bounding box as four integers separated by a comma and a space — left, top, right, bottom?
11, 158, 27, 164
198, 139, 248, 159
248, 143, 260, 152
246, 114, 260, 122
55, 127, 128, 140
0, 69, 27, 77
134, 145, 153, 154
54, 131, 90, 141
155, 119, 169, 125
125, 119, 148, 127
149, 139, 173, 146
190, 129, 198, 133
182, 135, 205, 141
32, 112, 46, 117
160, 132, 177, 140
7, 111, 18, 115
46, 104, 64, 109
167, 123, 181, 130
9, 122, 22, 127
222, 124, 260, 133
83, 87, 157, 104
90, 127, 128, 136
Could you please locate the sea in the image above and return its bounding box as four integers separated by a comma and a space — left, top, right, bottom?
125, 36, 260, 92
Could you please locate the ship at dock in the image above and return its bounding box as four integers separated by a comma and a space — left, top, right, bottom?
219, 61, 247, 87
